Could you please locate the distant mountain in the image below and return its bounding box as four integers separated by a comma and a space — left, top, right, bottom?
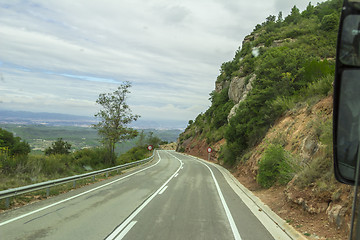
0, 110, 186, 129
0, 110, 96, 126
132, 119, 186, 130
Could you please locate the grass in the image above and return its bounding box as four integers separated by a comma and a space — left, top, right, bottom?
294, 115, 334, 190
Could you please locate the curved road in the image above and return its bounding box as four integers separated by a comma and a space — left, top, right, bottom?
0, 150, 293, 240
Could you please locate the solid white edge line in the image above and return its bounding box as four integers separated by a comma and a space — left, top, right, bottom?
207, 161, 298, 240
105, 151, 183, 240
197, 160, 242, 240
114, 221, 137, 240
191, 155, 300, 240
158, 186, 168, 195
0, 151, 162, 227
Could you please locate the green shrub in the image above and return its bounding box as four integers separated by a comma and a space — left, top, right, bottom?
305, 74, 334, 97
0, 128, 31, 156
320, 13, 339, 31
117, 145, 149, 165
41, 154, 73, 176
73, 148, 109, 169
45, 138, 72, 155
257, 144, 296, 188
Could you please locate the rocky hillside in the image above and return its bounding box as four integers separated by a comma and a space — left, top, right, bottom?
177, 0, 351, 239
179, 94, 351, 239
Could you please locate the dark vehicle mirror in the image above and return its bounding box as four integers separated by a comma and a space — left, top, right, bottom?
334, 70, 360, 184
334, 0, 360, 185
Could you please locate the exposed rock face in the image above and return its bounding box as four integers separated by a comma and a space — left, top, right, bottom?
300, 136, 319, 165
215, 79, 230, 93
326, 203, 347, 229
228, 77, 246, 103
227, 74, 256, 120
228, 102, 240, 122
272, 38, 296, 47
242, 34, 253, 46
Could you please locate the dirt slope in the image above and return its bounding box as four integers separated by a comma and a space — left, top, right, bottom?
179, 96, 352, 240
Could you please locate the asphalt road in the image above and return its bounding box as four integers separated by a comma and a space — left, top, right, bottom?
0, 150, 294, 240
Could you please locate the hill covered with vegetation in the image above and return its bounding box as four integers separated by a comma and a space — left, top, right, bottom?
177, 0, 351, 238
179, 0, 340, 164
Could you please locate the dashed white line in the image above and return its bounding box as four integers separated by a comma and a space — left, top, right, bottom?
115, 221, 137, 240
105, 152, 183, 240
158, 186, 168, 195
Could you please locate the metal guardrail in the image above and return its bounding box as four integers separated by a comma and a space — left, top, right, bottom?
0, 151, 155, 209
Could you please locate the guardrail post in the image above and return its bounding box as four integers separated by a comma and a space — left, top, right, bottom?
73, 180, 76, 188
106, 172, 109, 178
92, 176, 95, 181
46, 187, 50, 197
5, 197, 10, 209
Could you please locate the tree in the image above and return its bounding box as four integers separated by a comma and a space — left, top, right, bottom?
94, 81, 140, 165
45, 138, 71, 155
146, 132, 162, 148
12, 139, 31, 156
277, 11, 283, 23
0, 128, 31, 156
285, 5, 301, 24
137, 130, 146, 147
320, 13, 339, 31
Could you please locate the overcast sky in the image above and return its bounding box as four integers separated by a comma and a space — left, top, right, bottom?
0, 0, 325, 128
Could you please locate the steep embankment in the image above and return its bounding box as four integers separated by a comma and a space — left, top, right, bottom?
177, 1, 350, 239
179, 95, 351, 239
233, 95, 351, 239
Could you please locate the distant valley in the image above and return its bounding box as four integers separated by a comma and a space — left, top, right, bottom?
0, 123, 181, 154
0, 110, 182, 155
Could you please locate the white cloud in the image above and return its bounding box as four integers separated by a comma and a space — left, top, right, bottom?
0, 0, 326, 128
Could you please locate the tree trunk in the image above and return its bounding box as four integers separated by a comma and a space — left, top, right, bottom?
107, 139, 116, 166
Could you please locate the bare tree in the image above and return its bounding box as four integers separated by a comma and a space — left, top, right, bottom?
94, 81, 140, 165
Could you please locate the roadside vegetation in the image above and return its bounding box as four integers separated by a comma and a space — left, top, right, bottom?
178, 0, 340, 186
0, 82, 170, 193
0, 128, 163, 192
0, 82, 166, 193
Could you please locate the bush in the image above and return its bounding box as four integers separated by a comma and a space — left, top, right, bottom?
117, 145, 150, 165
178, 147, 185, 152
295, 156, 333, 188
320, 13, 339, 31
257, 144, 296, 188
0, 128, 31, 156
73, 148, 110, 169
305, 74, 334, 97
42, 154, 68, 176
45, 138, 72, 155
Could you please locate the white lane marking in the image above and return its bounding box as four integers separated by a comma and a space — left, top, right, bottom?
197, 160, 242, 240
209, 162, 293, 240
158, 186, 168, 195
174, 173, 179, 178
0, 151, 162, 227
114, 221, 137, 240
105, 152, 183, 240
